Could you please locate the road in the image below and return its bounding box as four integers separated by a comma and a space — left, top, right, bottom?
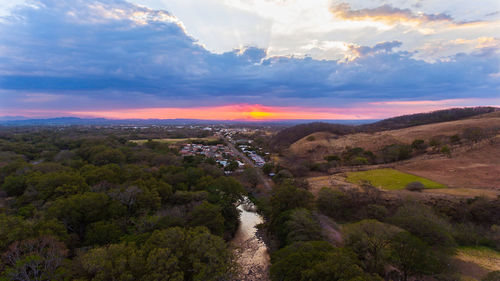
224, 138, 273, 192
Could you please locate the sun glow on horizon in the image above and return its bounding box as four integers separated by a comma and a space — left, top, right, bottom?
2, 99, 494, 121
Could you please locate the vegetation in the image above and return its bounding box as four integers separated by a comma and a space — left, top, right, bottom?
346, 168, 446, 190
405, 181, 425, 192
0, 127, 245, 280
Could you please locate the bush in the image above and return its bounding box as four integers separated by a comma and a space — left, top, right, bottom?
441, 145, 451, 157
405, 181, 425, 192
351, 156, 369, 165
381, 144, 412, 163
306, 136, 316, 141
449, 134, 461, 144
411, 139, 426, 150
324, 155, 340, 162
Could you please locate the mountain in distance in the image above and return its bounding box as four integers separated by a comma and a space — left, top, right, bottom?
0, 117, 378, 126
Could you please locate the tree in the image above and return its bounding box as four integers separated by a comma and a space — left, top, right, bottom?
270, 241, 381, 281
241, 167, 259, 189
188, 201, 225, 236
316, 188, 349, 221
389, 232, 434, 281
48, 192, 125, 239
77, 243, 145, 281
284, 209, 323, 245
344, 219, 401, 274
1, 173, 28, 196
1, 236, 68, 281
224, 160, 238, 172
390, 203, 455, 249
270, 183, 313, 219
85, 221, 124, 246
0, 214, 33, 252
143, 227, 235, 280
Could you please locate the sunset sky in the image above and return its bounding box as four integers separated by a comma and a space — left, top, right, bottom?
0, 0, 499, 120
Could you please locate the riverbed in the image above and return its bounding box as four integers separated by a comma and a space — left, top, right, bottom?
231, 198, 270, 281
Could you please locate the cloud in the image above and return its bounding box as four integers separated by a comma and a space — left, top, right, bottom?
330, 2, 478, 26
347, 40, 402, 58
0, 0, 499, 115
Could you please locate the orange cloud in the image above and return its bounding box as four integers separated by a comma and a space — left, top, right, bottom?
330, 3, 481, 28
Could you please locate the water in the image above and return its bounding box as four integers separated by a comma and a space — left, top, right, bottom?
231, 197, 270, 281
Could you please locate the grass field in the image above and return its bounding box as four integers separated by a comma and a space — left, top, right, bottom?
456, 246, 500, 272
346, 168, 446, 190
130, 136, 218, 144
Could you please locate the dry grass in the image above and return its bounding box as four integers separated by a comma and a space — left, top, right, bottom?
397, 136, 500, 189
423, 188, 500, 198
289, 114, 500, 161
456, 247, 500, 272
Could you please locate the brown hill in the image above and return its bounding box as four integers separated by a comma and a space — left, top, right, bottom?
289, 112, 500, 161
270, 107, 499, 151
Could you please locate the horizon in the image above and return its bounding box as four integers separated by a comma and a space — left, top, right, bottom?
0, 1, 499, 119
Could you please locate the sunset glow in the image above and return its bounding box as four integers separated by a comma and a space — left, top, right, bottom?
0, 0, 498, 121
3, 98, 495, 121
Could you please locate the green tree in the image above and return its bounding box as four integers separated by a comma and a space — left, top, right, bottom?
1, 173, 28, 196
241, 167, 260, 188
1, 236, 68, 281
316, 188, 349, 221
270, 183, 313, 219
78, 243, 145, 281
0, 214, 33, 251
224, 160, 238, 172
270, 241, 381, 281
143, 227, 235, 280
344, 219, 402, 274
188, 201, 225, 236
85, 221, 124, 246
48, 192, 125, 239
389, 232, 435, 281
284, 208, 323, 245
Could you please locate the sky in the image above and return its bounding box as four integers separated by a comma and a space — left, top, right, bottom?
0, 0, 499, 120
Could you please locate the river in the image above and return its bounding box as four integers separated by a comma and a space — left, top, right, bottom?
231, 197, 270, 281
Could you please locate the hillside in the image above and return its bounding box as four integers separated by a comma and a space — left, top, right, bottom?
270, 107, 498, 150
289, 111, 500, 161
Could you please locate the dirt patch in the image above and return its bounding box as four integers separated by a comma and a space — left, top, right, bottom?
307, 174, 360, 196
397, 137, 500, 190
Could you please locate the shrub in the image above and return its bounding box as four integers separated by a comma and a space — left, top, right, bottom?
411, 139, 426, 150
324, 155, 340, 162
441, 145, 451, 157
306, 136, 316, 141
449, 134, 461, 144
351, 156, 369, 165
405, 181, 425, 192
